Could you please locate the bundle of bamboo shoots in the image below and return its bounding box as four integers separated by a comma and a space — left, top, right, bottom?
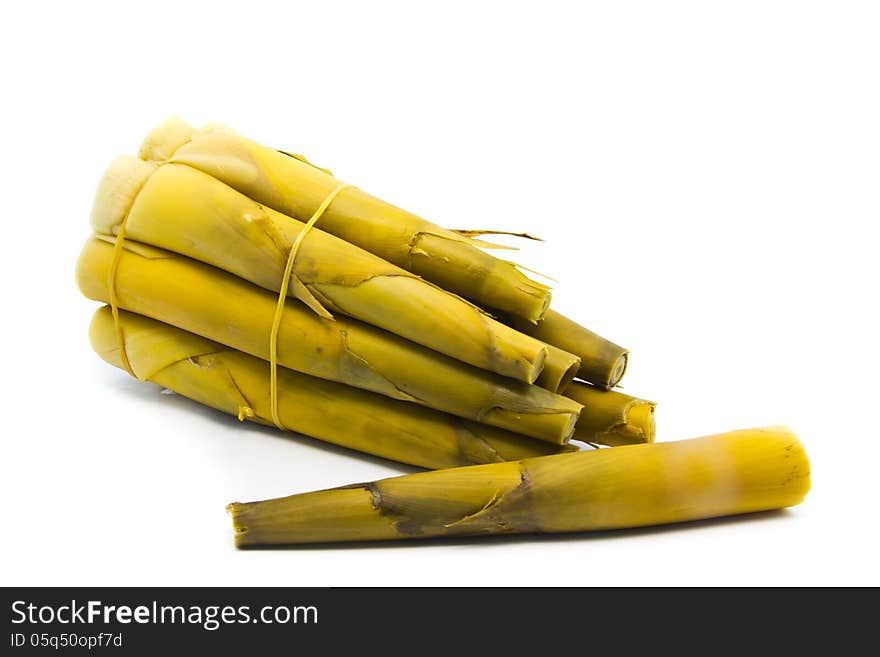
77, 118, 810, 546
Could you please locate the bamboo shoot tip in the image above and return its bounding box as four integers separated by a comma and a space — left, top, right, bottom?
609, 352, 629, 388
556, 358, 580, 394
139, 116, 196, 161
90, 155, 156, 235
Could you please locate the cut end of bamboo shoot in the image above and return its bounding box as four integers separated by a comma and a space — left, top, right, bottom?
624, 401, 656, 443
608, 352, 628, 388
527, 347, 548, 385
227, 504, 245, 546
536, 289, 552, 323
139, 116, 196, 161
557, 358, 580, 394
535, 345, 581, 394
565, 382, 656, 447
90, 155, 156, 236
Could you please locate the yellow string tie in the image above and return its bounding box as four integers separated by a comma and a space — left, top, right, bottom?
268, 182, 352, 430
107, 218, 138, 380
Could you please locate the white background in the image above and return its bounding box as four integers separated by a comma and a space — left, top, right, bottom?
1, 1, 878, 586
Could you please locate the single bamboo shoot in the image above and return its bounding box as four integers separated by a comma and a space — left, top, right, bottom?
228, 427, 810, 546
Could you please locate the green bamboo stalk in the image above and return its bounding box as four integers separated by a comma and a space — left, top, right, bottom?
139, 117, 552, 322
90, 307, 571, 469
76, 236, 582, 444
91, 156, 554, 384
565, 382, 656, 446
228, 427, 810, 546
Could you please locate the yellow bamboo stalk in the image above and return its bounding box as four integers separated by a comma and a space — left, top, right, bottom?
565, 382, 656, 446
76, 236, 582, 444
228, 427, 810, 546
507, 309, 628, 389
91, 156, 554, 384
139, 117, 552, 322
90, 307, 571, 469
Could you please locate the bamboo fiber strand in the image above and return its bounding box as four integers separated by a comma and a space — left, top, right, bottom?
269, 182, 352, 429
